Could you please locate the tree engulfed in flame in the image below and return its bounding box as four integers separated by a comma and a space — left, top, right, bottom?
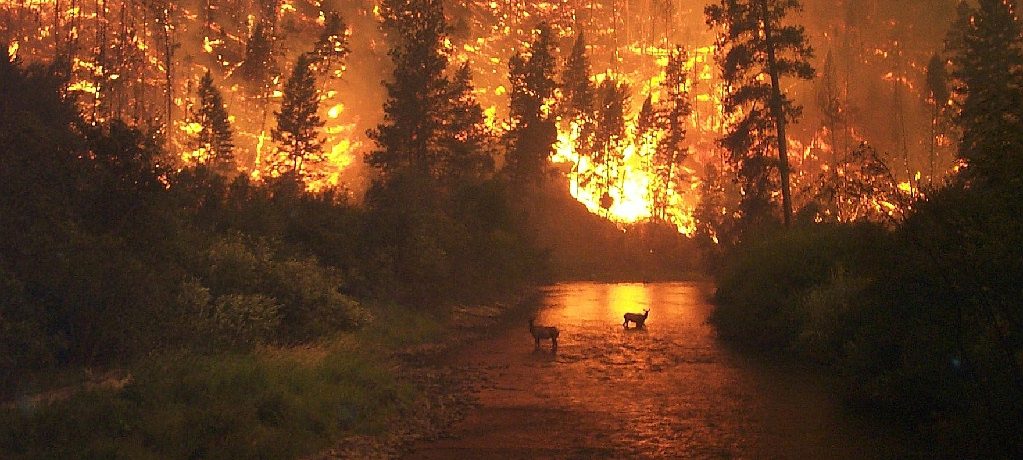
0, 0, 938, 231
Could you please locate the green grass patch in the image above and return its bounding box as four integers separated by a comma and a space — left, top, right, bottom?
1, 342, 414, 459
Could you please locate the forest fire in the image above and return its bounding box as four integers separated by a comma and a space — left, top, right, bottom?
0, 0, 954, 230
5, 1, 1023, 457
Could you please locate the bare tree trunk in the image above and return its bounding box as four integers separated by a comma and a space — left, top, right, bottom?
160, 3, 173, 147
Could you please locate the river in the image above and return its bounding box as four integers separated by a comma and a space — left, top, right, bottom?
406, 282, 918, 458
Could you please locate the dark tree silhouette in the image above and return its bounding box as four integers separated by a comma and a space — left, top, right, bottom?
439, 62, 495, 186
945, 0, 1023, 189
815, 50, 843, 165
192, 70, 235, 172
367, 0, 450, 182
652, 47, 692, 220
506, 22, 558, 186
592, 76, 629, 211
706, 0, 814, 228
925, 52, 950, 188
311, 11, 350, 77
238, 23, 275, 91
271, 54, 323, 177
560, 32, 597, 192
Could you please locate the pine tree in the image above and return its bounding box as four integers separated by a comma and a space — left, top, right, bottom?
440, 62, 494, 186
945, 0, 1023, 189
560, 32, 597, 192
505, 22, 558, 186
592, 76, 629, 211
652, 47, 692, 220
561, 32, 596, 124
192, 70, 235, 172
694, 163, 730, 251
706, 0, 814, 228
367, 0, 450, 182
636, 94, 659, 213
311, 11, 350, 77
239, 23, 275, 92
271, 53, 323, 177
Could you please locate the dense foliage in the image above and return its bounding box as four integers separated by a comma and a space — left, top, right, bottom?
0, 47, 541, 392
711, 1, 1023, 455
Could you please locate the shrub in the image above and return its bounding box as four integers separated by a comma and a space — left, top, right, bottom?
205, 294, 282, 350
712, 222, 889, 349
264, 257, 371, 342
792, 268, 872, 363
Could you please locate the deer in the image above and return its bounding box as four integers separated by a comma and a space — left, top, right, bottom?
623, 309, 649, 329
528, 318, 559, 351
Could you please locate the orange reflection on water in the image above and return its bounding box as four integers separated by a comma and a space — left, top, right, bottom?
543, 282, 653, 326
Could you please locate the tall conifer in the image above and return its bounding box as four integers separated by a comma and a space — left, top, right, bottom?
193, 70, 234, 172
271, 53, 323, 177
706, 0, 814, 228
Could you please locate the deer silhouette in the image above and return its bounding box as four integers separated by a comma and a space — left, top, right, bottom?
528, 318, 559, 351
623, 309, 649, 328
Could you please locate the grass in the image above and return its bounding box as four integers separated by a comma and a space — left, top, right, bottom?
0, 304, 447, 459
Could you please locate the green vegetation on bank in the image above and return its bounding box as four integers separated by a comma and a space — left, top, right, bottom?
0, 314, 444, 459
0, 43, 531, 456
711, 182, 1023, 458
710, 2, 1023, 455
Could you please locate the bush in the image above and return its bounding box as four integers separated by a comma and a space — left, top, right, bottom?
265, 257, 371, 342
792, 268, 872, 363
712, 222, 889, 350
205, 294, 282, 350
0, 265, 58, 390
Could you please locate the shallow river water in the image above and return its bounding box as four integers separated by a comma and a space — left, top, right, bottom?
407, 282, 918, 459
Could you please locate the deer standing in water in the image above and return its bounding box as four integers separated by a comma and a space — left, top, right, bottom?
528, 318, 559, 351
623, 309, 649, 329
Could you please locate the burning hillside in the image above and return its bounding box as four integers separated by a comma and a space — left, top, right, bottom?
0, 0, 957, 231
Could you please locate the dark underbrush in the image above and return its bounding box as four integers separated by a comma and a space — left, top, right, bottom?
711, 185, 1023, 457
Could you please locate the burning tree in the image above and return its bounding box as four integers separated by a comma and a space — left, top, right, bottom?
505, 22, 558, 187
188, 70, 235, 173
592, 75, 629, 211
652, 46, 692, 221
706, 0, 814, 229
809, 143, 909, 224
310, 11, 350, 78
560, 31, 597, 189
270, 53, 323, 179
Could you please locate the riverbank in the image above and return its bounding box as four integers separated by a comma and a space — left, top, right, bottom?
0, 293, 538, 459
